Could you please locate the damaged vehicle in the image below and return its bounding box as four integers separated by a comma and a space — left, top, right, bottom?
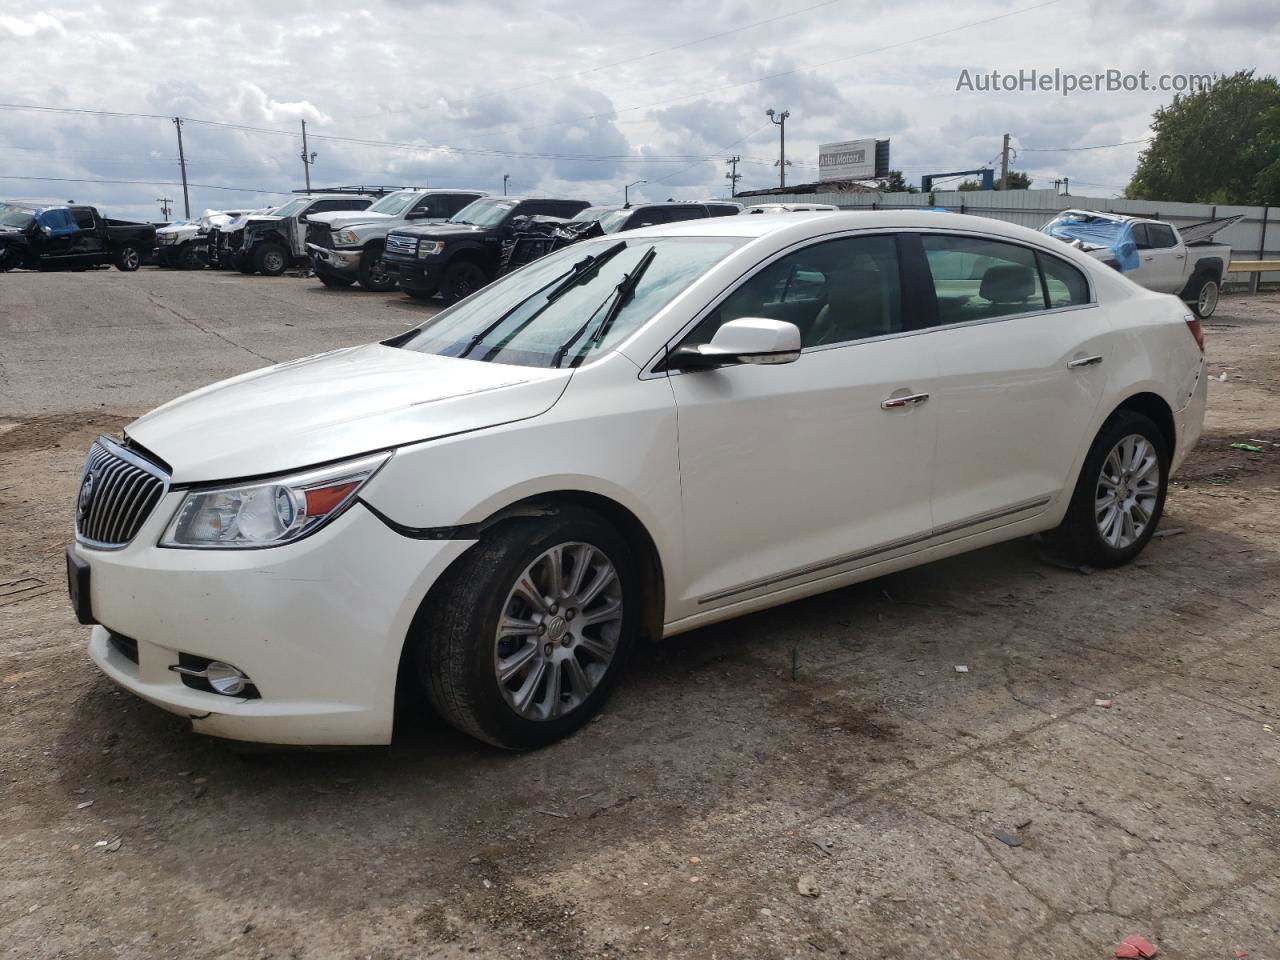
0, 202, 156, 272
380, 196, 591, 302
154, 209, 251, 269
68, 212, 1205, 749
206, 207, 276, 270
1043, 210, 1239, 319
306, 188, 485, 291
232, 194, 375, 276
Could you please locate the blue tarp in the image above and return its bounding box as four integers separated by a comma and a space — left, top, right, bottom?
1042, 216, 1139, 272
35, 207, 79, 238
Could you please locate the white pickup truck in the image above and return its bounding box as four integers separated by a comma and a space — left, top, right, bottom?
153, 209, 250, 269
1043, 210, 1240, 318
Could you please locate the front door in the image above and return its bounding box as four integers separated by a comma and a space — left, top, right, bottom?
916, 232, 1111, 535
669, 233, 937, 617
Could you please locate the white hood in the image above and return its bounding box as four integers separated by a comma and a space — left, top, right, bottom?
308, 210, 394, 230
126, 344, 571, 483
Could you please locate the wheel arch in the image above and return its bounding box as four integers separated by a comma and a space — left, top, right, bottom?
1107, 391, 1176, 455
444, 245, 497, 279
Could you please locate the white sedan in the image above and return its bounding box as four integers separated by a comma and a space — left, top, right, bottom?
67, 211, 1207, 749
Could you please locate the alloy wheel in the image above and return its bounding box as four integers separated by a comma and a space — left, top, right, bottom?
1197, 280, 1218, 317
123, 248, 140, 269
1095, 433, 1160, 548
494, 541, 623, 721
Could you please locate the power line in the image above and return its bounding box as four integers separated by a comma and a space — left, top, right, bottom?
1020, 138, 1151, 152
0, 175, 294, 196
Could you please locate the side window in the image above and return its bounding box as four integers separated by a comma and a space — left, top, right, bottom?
1131, 224, 1151, 250
1038, 252, 1091, 308
306, 200, 339, 215
340, 199, 370, 211
686, 235, 903, 349
446, 194, 480, 216
627, 208, 669, 229
664, 206, 707, 223
1146, 223, 1177, 248
516, 202, 558, 219
73, 209, 96, 230
413, 195, 448, 217
922, 234, 1045, 324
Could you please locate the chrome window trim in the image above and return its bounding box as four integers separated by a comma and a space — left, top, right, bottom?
696, 494, 1053, 605
642, 225, 1101, 378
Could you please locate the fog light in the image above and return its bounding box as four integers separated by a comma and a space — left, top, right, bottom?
205, 661, 248, 696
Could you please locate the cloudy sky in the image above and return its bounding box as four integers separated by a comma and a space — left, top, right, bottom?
0, 0, 1269, 221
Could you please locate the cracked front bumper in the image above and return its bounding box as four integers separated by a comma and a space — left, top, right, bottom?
307, 243, 362, 274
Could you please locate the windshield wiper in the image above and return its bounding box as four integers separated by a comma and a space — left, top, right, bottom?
550, 245, 657, 369
545, 241, 626, 303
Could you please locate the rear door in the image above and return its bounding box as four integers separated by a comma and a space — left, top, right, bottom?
1130, 223, 1184, 293
68, 209, 107, 264
915, 232, 1111, 535
668, 232, 938, 616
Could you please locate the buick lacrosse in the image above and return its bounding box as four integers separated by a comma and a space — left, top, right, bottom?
68, 212, 1207, 748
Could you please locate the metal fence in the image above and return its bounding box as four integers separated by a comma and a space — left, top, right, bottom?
745, 189, 1277, 285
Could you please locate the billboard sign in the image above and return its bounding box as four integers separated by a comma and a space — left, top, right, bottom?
819, 138, 887, 181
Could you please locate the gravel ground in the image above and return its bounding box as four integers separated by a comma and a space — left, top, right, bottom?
1, 268, 1278, 960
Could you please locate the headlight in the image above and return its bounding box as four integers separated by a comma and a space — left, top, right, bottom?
417, 240, 445, 258
160, 452, 390, 549
334, 229, 360, 246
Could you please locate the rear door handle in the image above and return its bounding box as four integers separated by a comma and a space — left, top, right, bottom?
1067, 355, 1104, 369
881, 392, 929, 409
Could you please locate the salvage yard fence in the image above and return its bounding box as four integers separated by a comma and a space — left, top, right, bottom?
748, 188, 1278, 288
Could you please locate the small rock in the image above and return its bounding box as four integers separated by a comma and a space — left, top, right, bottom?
1095, 699, 1114, 708
991, 828, 1022, 847
103, 837, 122, 853
688, 856, 701, 865
1014, 817, 1033, 830
954, 665, 969, 674
797, 874, 821, 897
77, 800, 95, 809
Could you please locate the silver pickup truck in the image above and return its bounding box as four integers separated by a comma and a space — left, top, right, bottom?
305, 188, 486, 291
1043, 210, 1239, 318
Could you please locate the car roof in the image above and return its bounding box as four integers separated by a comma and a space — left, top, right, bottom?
618, 209, 1070, 243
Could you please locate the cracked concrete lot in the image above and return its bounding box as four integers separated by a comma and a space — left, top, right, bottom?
1, 269, 1278, 959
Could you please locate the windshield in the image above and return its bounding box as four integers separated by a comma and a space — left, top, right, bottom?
570, 206, 613, 223
0, 204, 37, 228
396, 235, 743, 368
450, 197, 518, 227
270, 197, 311, 219
367, 191, 417, 216
597, 210, 632, 234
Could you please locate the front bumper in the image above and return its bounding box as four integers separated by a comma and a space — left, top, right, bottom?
380, 253, 443, 292
76, 496, 474, 745
307, 243, 362, 275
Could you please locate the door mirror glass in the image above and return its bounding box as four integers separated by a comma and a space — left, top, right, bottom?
667, 317, 801, 371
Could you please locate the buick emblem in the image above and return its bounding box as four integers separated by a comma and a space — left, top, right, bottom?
77, 470, 96, 524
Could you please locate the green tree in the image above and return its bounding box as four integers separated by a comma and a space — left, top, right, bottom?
999, 171, 1031, 190
1127, 70, 1280, 204
957, 178, 985, 191
879, 170, 918, 193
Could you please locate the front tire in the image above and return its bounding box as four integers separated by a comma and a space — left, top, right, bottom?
357, 243, 397, 292
1053, 410, 1169, 568
415, 508, 638, 749
316, 266, 355, 288
440, 260, 488, 304
178, 243, 202, 270
254, 243, 289, 277
1189, 274, 1219, 319
114, 245, 141, 271
401, 285, 437, 300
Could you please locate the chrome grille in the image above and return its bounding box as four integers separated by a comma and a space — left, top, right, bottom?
75, 438, 169, 548
384, 233, 418, 256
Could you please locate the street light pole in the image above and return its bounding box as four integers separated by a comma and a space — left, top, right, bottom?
503, 173, 510, 196
766, 108, 790, 189
625, 179, 646, 206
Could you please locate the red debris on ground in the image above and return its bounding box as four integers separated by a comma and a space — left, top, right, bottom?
1115, 935, 1158, 958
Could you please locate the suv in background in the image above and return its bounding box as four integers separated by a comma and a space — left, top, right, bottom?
305, 188, 485, 292
381, 196, 591, 302
235, 194, 375, 276
578, 201, 737, 234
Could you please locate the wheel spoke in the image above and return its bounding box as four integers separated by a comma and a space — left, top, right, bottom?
576, 566, 617, 609
543, 545, 566, 600
497, 641, 539, 684
564, 544, 592, 600
512, 657, 547, 714
542, 660, 564, 719
564, 655, 592, 703
497, 614, 539, 640
578, 634, 616, 663
513, 575, 549, 615
579, 598, 623, 628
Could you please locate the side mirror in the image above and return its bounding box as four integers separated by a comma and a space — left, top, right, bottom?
665, 318, 801, 371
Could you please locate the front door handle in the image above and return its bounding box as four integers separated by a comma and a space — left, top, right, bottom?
1067, 355, 1104, 369
881, 392, 929, 409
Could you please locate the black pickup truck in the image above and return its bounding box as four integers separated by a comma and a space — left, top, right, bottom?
0, 203, 156, 272
380, 196, 591, 303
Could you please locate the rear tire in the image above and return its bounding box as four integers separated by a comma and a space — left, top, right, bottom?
1189, 274, 1219, 319
1052, 410, 1169, 568
114, 245, 141, 271
415, 508, 638, 749
357, 243, 397, 292
254, 243, 289, 277
402, 285, 437, 300
440, 260, 488, 304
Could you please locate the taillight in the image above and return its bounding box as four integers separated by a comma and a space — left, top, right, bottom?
1184, 313, 1205, 352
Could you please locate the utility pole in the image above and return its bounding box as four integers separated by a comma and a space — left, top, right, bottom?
766, 108, 790, 189
156, 197, 173, 220
300, 119, 317, 193
999, 132, 1010, 190
503, 173, 510, 196
725, 156, 742, 197
172, 118, 190, 219
624, 179, 646, 206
